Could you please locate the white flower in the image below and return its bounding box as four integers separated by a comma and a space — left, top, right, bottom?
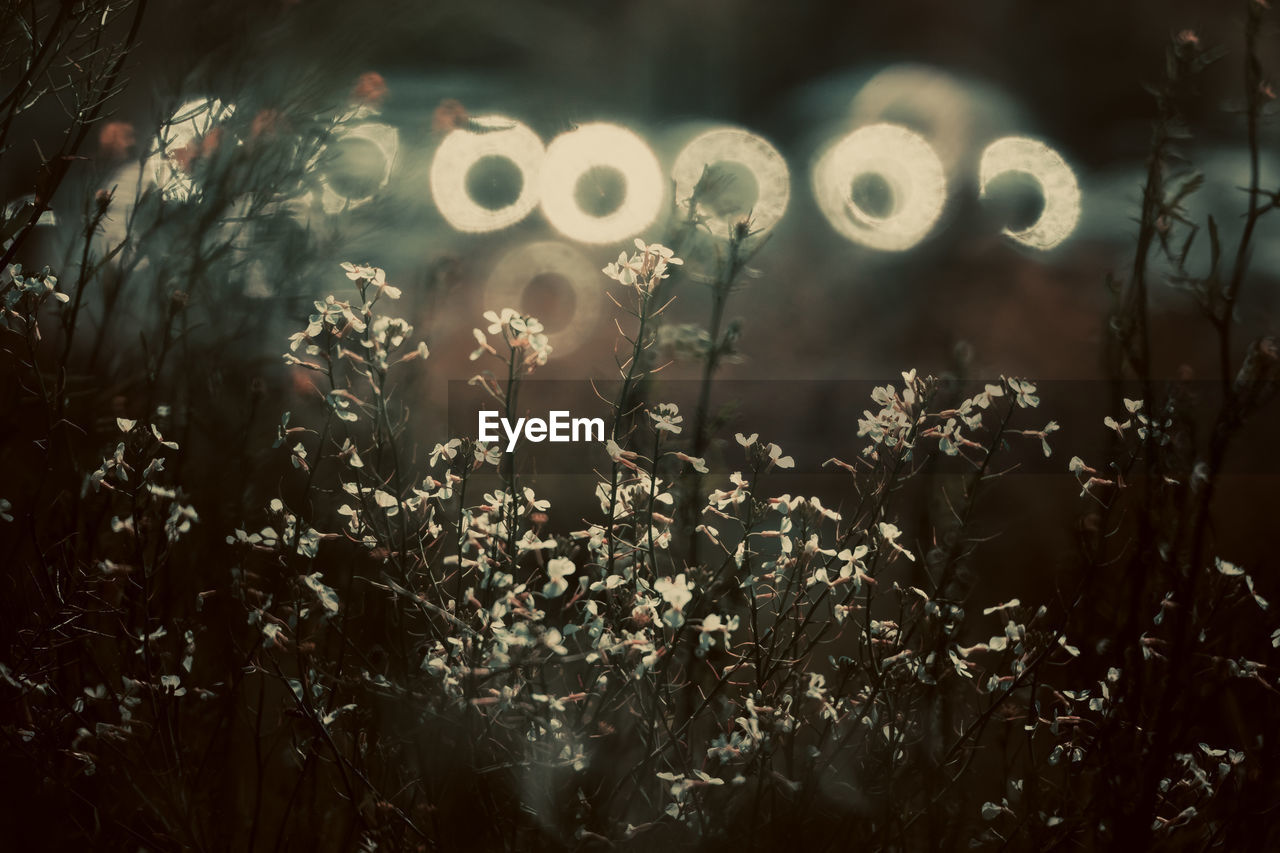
543, 627, 568, 655
981, 598, 1021, 616
981, 801, 1006, 821
1068, 456, 1090, 475
482, 308, 515, 335
469, 328, 493, 361
708, 472, 749, 510
340, 261, 377, 282
523, 487, 550, 513
341, 263, 399, 299
654, 573, 694, 611
672, 451, 708, 473
1215, 557, 1245, 577
878, 521, 915, 562
261, 622, 286, 648
649, 403, 683, 434
430, 438, 461, 466
303, 573, 340, 614
474, 442, 502, 466
373, 490, 399, 516
634, 238, 681, 265
1245, 574, 1269, 611
517, 530, 557, 554
603, 241, 683, 291
697, 613, 740, 652
160, 674, 186, 696
605, 439, 640, 471
542, 557, 575, 598
602, 252, 642, 286
1038, 420, 1059, 457
767, 443, 795, 469
1005, 377, 1039, 408
808, 496, 841, 522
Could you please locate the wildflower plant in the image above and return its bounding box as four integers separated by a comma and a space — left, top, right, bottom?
1, 4, 1278, 851
200, 250, 1221, 850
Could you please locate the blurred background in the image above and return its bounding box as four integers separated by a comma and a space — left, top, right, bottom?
6, 0, 1279, 386
4, 0, 1276, 566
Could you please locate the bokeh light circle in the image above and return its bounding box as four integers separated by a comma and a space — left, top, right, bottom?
672, 127, 790, 236
430, 115, 543, 233
979, 136, 1080, 250
539, 123, 663, 244
315, 120, 400, 214
812, 123, 947, 251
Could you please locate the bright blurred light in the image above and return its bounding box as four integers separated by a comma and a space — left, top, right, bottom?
672, 127, 790, 236
315, 120, 399, 214
539, 123, 663, 245
485, 241, 602, 356
849, 64, 1021, 176
146, 97, 235, 202
979, 136, 1080, 250
430, 115, 543, 232
812, 123, 947, 251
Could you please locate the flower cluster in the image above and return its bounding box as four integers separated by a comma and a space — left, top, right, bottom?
470, 307, 552, 367
602, 238, 684, 292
